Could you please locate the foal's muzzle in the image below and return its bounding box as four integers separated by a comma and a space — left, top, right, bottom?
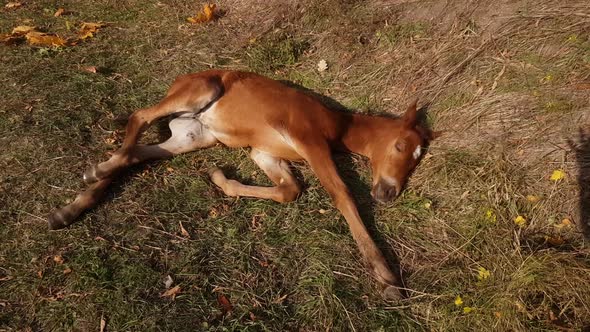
371, 179, 399, 204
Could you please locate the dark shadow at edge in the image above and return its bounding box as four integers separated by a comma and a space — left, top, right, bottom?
570, 128, 590, 240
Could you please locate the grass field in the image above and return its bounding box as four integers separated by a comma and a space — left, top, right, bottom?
1, 0, 590, 331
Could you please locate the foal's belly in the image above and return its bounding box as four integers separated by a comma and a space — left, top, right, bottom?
197, 103, 304, 161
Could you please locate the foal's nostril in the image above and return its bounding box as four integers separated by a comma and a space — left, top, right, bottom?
387, 186, 398, 199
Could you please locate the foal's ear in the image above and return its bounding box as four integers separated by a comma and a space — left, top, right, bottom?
403, 98, 418, 127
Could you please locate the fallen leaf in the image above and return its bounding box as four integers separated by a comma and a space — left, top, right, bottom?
514, 215, 526, 227
554, 218, 572, 230
161, 285, 181, 300
454, 295, 463, 306
550, 169, 565, 182
0, 276, 14, 281
25, 31, 67, 47
63, 268, 72, 275
54, 8, 65, 17
53, 255, 64, 264
526, 195, 541, 203
319, 209, 327, 214
545, 235, 565, 246
463, 306, 474, 314
37, 270, 43, 278
179, 221, 190, 238
82, 66, 97, 73
217, 294, 233, 315
187, 4, 216, 24
477, 267, 490, 281
78, 22, 104, 40
5, 2, 22, 9
100, 315, 106, 332
494, 311, 502, 318
12, 25, 36, 35
166, 167, 174, 172
249, 311, 257, 321
317, 59, 328, 72
164, 275, 173, 289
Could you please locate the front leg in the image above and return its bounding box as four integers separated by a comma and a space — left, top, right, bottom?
299, 141, 402, 300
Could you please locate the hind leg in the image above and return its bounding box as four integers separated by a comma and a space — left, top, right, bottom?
48, 116, 218, 229
83, 75, 221, 183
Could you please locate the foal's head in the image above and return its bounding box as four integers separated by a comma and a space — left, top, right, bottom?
370, 100, 435, 203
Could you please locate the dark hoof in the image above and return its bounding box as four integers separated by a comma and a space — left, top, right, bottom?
382, 285, 403, 302
83, 165, 99, 184
48, 209, 69, 230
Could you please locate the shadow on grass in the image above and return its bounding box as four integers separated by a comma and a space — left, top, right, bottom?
570, 128, 590, 239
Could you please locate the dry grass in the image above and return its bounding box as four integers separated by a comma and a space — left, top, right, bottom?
1, 0, 590, 331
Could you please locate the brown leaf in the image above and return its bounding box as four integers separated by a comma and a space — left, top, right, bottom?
53, 255, 64, 264
0, 276, 14, 281
217, 294, 233, 315
179, 221, 190, 238
25, 31, 67, 47
5, 2, 22, 9
82, 66, 97, 73
54, 8, 65, 17
37, 270, 43, 278
249, 311, 257, 321
63, 268, 72, 275
100, 315, 106, 332
545, 235, 565, 246
161, 285, 181, 300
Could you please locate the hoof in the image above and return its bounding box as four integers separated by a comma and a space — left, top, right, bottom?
382, 285, 403, 302
83, 165, 99, 184
48, 210, 68, 230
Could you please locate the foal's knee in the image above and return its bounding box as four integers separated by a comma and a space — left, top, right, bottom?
276, 184, 300, 203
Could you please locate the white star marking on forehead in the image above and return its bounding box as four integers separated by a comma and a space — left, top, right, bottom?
413, 145, 422, 160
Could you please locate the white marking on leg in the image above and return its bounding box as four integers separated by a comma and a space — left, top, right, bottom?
412, 145, 422, 160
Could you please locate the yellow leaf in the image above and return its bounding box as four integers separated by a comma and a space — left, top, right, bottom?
12, 25, 36, 35
463, 306, 474, 313
550, 169, 565, 182
25, 31, 67, 47
555, 218, 572, 229
514, 215, 526, 227
54, 8, 65, 17
5, 2, 22, 9
187, 4, 216, 24
526, 195, 540, 203
477, 267, 490, 280
78, 30, 93, 40
454, 295, 463, 306
78, 22, 104, 40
